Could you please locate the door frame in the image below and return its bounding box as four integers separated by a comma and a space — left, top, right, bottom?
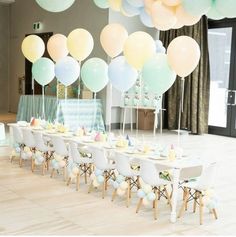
208, 18, 236, 137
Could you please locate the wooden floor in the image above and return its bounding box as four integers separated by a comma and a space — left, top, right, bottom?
0, 131, 236, 235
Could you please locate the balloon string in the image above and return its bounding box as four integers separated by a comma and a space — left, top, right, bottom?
56, 80, 59, 123
32, 75, 35, 118
178, 77, 185, 147
92, 93, 97, 131
65, 86, 67, 127
42, 86, 45, 120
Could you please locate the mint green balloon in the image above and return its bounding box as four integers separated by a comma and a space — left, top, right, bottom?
206, 4, 224, 20
142, 54, 176, 95
35, 0, 75, 12
81, 58, 109, 93
182, 0, 212, 16
93, 0, 109, 9
215, 0, 236, 18
32, 57, 55, 86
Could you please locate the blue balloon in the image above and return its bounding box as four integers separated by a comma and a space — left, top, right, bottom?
113, 181, 119, 189
95, 169, 103, 176
155, 40, 166, 53
139, 8, 154, 28
137, 189, 146, 198
122, 0, 142, 16
147, 192, 156, 201
108, 56, 138, 92
97, 175, 105, 183
51, 159, 57, 166
55, 56, 80, 87
126, 0, 144, 8
93, 0, 109, 9
116, 175, 125, 183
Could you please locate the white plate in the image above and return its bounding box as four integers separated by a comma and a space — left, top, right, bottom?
83, 139, 94, 143
46, 130, 57, 134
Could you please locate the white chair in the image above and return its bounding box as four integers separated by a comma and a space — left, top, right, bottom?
21, 128, 36, 170
67, 141, 94, 190
11, 126, 24, 163
178, 162, 218, 225
0, 122, 5, 140
111, 152, 140, 207
33, 131, 54, 175
136, 160, 172, 220
88, 146, 116, 199
50, 135, 69, 180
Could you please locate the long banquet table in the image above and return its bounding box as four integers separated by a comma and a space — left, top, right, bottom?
8, 123, 205, 223
16, 95, 105, 131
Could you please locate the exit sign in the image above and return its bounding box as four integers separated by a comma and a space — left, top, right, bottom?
33, 22, 42, 30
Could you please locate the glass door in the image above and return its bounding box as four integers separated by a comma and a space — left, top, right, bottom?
208, 19, 236, 137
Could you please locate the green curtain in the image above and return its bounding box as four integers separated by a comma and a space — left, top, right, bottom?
160, 16, 210, 134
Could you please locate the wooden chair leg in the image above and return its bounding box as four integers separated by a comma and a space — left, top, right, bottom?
111, 189, 117, 201
193, 191, 198, 213
136, 198, 143, 213
76, 171, 80, 191
47, 159, 50, 171
199, 193, 203, 225
88, 181, 93, 193
67, 177, 72, 186
50, 168, 55, 178
185, 188, 189, 211
164, 187, 172, 210
178, 188, 189, 218
42, 162, 45, 176
102, 179, 106, 199
212, 208, 218, 220
126, 179, 130, 208
19, 157, 22, 167
158, 189, 161, 200
154, 189, 158, 220
63, 165, 67, 181
84, 164, 88, 184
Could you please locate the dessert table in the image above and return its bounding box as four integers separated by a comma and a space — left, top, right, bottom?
16, 95, 105, 131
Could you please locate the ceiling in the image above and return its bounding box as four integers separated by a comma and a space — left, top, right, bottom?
0, 0, 15, 4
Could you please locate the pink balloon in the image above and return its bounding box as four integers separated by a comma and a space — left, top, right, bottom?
167, 36, 201, 77
175, 5, 201, 26
47, 34, 69, 62
151, 1, 177, 31
100, 23, 128, 58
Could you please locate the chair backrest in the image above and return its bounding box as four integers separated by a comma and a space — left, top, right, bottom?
90, 146, 108, 170
33, 132, 48, 152
22, 128, 35, 148
140, 160, 161, 186
114, 152, 133, 177
179, 165, 203, 181
197, 162, 217, 190
69, 141, 83, 164
12, 126, 23, 144
50, 136, 68, 157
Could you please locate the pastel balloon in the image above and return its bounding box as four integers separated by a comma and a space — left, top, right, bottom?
137, 189, 146, 198
81, 58, 109, 93
139, 8, 154, 28
55, 56, 80, 86
167, 36, 201, 77
155, 40, 166, 53
121, 0, 141, 16
123, 31, 156, 70
176, 5, 201, 26
108, 56, 138, 92
100, 23, 128, 58
147, 192, 156, 201
32, 57, 55, 86
142, 54, 176, 95
206, 5, 224, 20
35, 0, 75, 12
108, 0, 121, 11
117, 188, 126, 196
93, 0, 109, 9
47, 34, 68, 62
162, 0, 181, 6
21, 35, 45, 63
126, 0, 144, 8
144, 0, 155, 14
182, 0, 212, 16
172, 18, 184, 29
215, 0, 236, 18
151, 1, 177, 31
67, 28, 94, 61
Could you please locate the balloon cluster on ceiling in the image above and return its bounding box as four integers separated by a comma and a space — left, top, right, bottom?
94, 0, 236, 30
21, 23, 200, 96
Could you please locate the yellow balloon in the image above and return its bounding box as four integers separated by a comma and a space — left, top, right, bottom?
21, 35, 45, 63
67, 28, 94, 61
167, 36, 201, 77
175, 4, 201, 26
162, 0, 181, 6
151, 1, 177, 31
123, 31, 156, 70
100, 23, 128, 58
108, 0, 121, 12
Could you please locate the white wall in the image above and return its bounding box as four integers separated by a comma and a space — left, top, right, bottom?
106, 10, 157, 127
9, 0, 108, 112
0, 4, 10, 112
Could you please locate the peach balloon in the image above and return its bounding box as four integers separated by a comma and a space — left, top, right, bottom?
47, 34, 68, 62
162, 0, 181, 7
144, 0, 156, 14
100, 23, 128, 58
172, 17, 184, 29
151, 1, 177, 31
176, 5, 201, 26
123, 31, 156, 70
108, 0, 121, 12
167, 36, 200, 77
67, 28, 94, 61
